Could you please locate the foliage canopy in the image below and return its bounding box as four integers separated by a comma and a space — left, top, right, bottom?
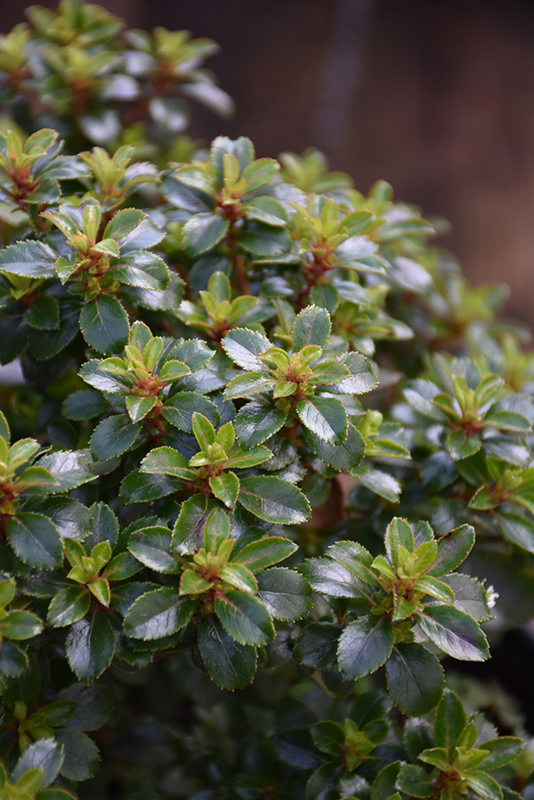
0, 2, 533, 799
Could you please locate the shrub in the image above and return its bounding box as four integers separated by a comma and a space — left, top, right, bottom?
0, 2, 532, 799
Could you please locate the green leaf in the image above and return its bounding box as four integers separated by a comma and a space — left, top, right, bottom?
171, 494, 211, 554
239, 476, 310, 524
7, 513, 63, 568
257, 567, 312, 620
447, 430, 482, 461
128, 527, 179, 574
337, 615, 394, 679
162, 392, 220, 433
0, 610, 43, 639
428, 525, 475, 576
79, 295, 129, 354
0, 640, 28, 676
372, 762, 402, 800
442, 574, 492, 622
124, 588, 194, 639
182, 213, 229, 256
86, 502, 118, 550
303, 422, 364, 472
234, 396, 287, 448
293, 622, 341, 669
104, 208, 145, 240
90, 414, 140, 460
125, 395, 157, 423
299, 558, 369, 599
219, 564, 257, 593
13, 739, 64, 789
57, 682, 113, 732
396, 765, 434, 798
66, 612, 115, 683
48, 587, 91, 627
210, 471, 240, 508
141, 446, 198, 481
386, 643, 444, 716
242, 157, 279, 191
111, 250, 169, 291
297, 395, 347, 445
0, 240, 57, 278
56, 728, 100, 781
25, 295, 60, 330
63, 390, 109, 420
434, 690, 466, 757
222, 327, 271, 371
223, 372, 277, 400
292, 305, 331, 351
416, 606, 489, 661
306, 762, 341, 800
356, 467, 401, 502
235, 222, 290, 256
497, 513, 534, 553
35, 451, 96, 492
243, 196, 287, 226
197, 616, 257, 690
465, 772, 503, 800
215, 589, 275, 645
478, 737, 524, 770
233, 537, 297, 571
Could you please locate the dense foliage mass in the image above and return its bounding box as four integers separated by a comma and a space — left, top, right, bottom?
0, 2, 533, 799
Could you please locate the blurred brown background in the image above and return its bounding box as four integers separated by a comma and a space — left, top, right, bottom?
4, 0, 534, 324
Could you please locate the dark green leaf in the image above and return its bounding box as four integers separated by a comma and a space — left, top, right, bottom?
416, 606, 489, 661
234, 397, 288, 447
478, 737, 524, 770
222, 327, 271, 371
48, 587, 91, 628
396, 765, 434, 798
128, 527, 180, 573
25, 295, 60, 330
434, 690, 466, 757
297, 395, 347, 445
124, 588, 194, 639
215, 589, 275, 645
90, 414, 140, 460
210, 471, 240, 508
239, 476, 310, 524
299, 558, 370, 599
182, 213, 229, 256
0, 610, 43, 639
337, 615, 394, 679
233, 537, 297, 571
257, 567, 312, 620
56, 729, 100, 781
292, 305, 331, 351
79, 295, 129, 354
65, 612, 115, 683
498, 513, 534, 554
236, 222, 290, 256
303, 422, 364, 471
162, 392, 220, 432
386, 643, 444, 716
0, 640, 28, 676
429, 525, 475, 576
36, 451, 96, 492
197, 615, 257, 690
0, 241, 57, 278
293, 622, 341, 669
7, 513, 63, 568
62, 390, 109, 420
13, 739, 64, 788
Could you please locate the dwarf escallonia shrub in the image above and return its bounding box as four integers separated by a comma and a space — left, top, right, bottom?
0, 3, 534, 800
